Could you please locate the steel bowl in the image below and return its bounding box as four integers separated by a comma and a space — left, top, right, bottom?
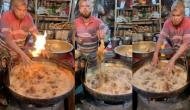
45, 40, 73, 54
114, 45, 132, 63
133, 41, 156, 58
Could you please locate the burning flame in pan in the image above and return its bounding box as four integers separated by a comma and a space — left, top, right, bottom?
30, 31, 47, 57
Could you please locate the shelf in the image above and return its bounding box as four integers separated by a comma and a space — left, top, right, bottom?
117, 26, 133, 29
132, 4, 160, 7
132, 18, 160, 22
116, 22, 133, 25
37, 15, 69, 18
114, 1, 161, 36
116, 8, 133, 11
47, 0, 71, 2
33, 0, 72, 26
115, 36, 129, 38
39, 28, 71, 31
36, 15, 69, 21
132, 21, 153, 25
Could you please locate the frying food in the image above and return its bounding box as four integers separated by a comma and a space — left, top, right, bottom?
9, 61, 73, 99
97, 39, 105, 64
114, 45, 132, 57
85, 64, 132, 95
132, 61, 187, 92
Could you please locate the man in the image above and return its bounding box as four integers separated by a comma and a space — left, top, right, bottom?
152, 0, 190, 73
74, 0, 107, 102
0, 0, 39, 64
74, 0, 107, 64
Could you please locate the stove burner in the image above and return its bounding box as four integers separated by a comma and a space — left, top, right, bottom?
103, 101, 126, 105
78, 99, 132, 110
17, 100, 65, 110
76, 92, 132, 110
136, 93, 190, 110
9, 100, 65, 110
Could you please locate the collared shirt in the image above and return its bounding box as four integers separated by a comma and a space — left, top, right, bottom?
0, 10, 37, 47
74, 16, 105, 58
160, 17, 190, 49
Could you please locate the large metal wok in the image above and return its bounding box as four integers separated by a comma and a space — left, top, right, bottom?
7, 58, 75, 106
133, 41, 156, 58
114, 45, 132, 63
83, 60, 132, 102
132, 59, 190, 99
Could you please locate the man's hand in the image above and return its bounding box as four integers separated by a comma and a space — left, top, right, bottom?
20, 52, 33, 65
151, 53, 159, 67
164, 60, 175, 74
41, 49, 50, 58
163, 60, 175, 79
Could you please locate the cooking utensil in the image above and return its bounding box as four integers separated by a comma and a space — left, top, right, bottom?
45, 40, 73, 54
132, 60, 189, 99
133, 41, 156, 58
7, 58, 75, 106
83, 60, 132, 102
121, 36, 132, 45
143, 33, 153, 41
114, 45, 132, 63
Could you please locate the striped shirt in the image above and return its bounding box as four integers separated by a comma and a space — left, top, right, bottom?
74, 16, 105, 59
160, 17, 190, 49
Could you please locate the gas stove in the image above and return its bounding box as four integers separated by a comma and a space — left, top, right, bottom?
7, 98, 65, 110
136, 92, 190, 110
76, 99, 132, 110
76, 92, 132, 110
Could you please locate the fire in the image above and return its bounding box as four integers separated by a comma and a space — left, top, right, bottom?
30, 31, 47, 57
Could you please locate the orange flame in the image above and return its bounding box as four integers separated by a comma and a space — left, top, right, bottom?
30, 31, 47, 57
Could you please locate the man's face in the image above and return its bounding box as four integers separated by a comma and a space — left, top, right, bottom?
79, 1, 91, 18
170, 9, 184, 26
13, 4, 27, 20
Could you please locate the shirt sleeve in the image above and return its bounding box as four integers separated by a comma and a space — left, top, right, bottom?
74, 19, 78, 38
97, 18, 107, 39
98, 19, 106, 30
160, 20, 170, 39
0, 13, 11, 38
